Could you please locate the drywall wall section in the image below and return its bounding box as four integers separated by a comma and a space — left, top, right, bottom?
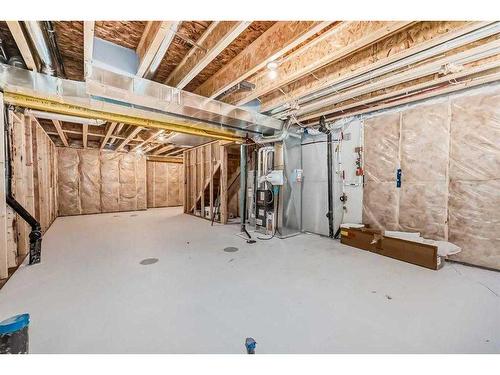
361, 83, 500, 269
146, 161, 184, 208
1, 107, 58, 279
57, 148, 146, 215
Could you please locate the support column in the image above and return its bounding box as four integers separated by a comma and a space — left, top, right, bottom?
239, 144, 247, 231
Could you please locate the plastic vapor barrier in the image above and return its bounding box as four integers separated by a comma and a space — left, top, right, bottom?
362, 83, 500, 269
57, 148, 147, 215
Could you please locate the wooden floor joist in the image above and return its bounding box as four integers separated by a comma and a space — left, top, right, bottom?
115, 126, 143, 152
194, 21, 332, 98
228, 21, 414, 106
166, 21, 251, 89
52, 119, 69, 147
259, 21, 488, 113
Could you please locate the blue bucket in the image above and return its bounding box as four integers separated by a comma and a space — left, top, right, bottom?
0, 313, 30, 354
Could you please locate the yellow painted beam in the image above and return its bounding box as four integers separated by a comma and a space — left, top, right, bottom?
3, 92, 243, 143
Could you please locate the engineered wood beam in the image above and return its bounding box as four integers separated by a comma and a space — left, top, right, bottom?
6, 21, 38, 72
228, 21, 414, 106
100, 122, 117, 149
259, 21, 489, 112
115, 126, 143, 152
136, 21, 179, 78
166, 21, 251, 88
194, 21, 332, 99
82, 124, 88, 148
83, 21, 95, 76
311, 64, 500, 123
323, 70, 500, 122
51, 119, 69, 147
297, 37, 500, 121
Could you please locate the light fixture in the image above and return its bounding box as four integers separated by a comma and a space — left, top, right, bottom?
266, 60, 279, 70
267, 69, 278, 80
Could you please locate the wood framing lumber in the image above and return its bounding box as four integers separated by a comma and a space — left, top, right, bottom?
298, 39, 500, 121
194, 21, 332, 98
318, 69, 500, 123
228, 21, 413, 106
166, 21, 251, 88
165, 147, 188, 156
6, 21, 38, 72
100, 122, 117, 149
115, 126, 143, 152
146, 155, 183, 163
0, 93, 8, 279
219, 145, 228, 224
131, 129, 163, 152
153, 144, 175, 155
259, 21, 489, 112
136, 21, 179, 77
83, 21, 95, 76
110, 123, 124, 145
52, 119, 69, 147
82, 124, 88, 148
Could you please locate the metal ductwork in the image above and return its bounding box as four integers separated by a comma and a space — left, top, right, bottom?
253, 118, 298, 144
21, 21, 65, 77
0, 64, 283, 141
215, 81, 256, 101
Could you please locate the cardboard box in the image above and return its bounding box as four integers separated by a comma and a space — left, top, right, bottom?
340, 228, 443, 270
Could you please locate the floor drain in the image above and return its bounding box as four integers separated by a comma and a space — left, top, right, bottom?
140, 258, 159, 265
224, 247, 238, 253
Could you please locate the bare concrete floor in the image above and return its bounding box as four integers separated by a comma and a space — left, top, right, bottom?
0, 207, 499, 353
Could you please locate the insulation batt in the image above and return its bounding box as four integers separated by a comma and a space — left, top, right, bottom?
57, 149, 146, 215
146, 161, 184, 208
362, 84, 500, 270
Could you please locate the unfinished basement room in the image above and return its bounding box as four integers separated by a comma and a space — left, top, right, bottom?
0, 2, 499, 364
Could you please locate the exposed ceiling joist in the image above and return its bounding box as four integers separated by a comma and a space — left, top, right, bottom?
136, 21, 180, 78
131, 129, 164, 152
165, 148, 187, 156
259, 21, 487, 113
193, 21, 332, 98
166, 21, 251, 88
100, 121, 117, 149
51, 119, 69, 147
153, 144, 175, 155
110, 123, 124, 145
5, 21, 37, 71
115, 126, 143, 152
229, 21, 414, 106
83, 21, 95, 76
82, 124, 88, 148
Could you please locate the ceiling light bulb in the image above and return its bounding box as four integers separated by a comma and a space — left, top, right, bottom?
268, 69, 278, 80
266, 60, 279, 70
